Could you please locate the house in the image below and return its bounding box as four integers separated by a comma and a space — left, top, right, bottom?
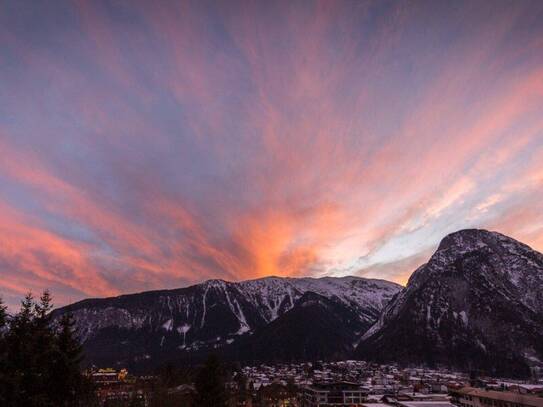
396, 401, 456, 407
92, 368, 127, 384
450, 387, 543, 407
505, 385, 543, 396
301, 381, 368, 406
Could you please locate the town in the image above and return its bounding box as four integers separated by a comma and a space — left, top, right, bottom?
2, 0, 543, 406
88, 361, 543, 407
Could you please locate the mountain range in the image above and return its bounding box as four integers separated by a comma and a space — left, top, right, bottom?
52, 229, 543, 377
52, 275, 400, 370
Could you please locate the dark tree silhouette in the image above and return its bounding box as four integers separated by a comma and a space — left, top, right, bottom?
4, 292, 41, 406
0, 292, 96, 407
34, 291, 56, 402
194, 354, 227, 407
0, 297, 7, 406
235, 370, 248, 400
52, 312, 88, 406
0, 297, 6, 327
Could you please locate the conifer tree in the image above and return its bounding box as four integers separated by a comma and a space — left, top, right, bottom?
194, 354, 227, 407
52, 312, 86, 406
0, 297, 6, 328
235, 370, 249, 401
0, 291, 95, 406
4, 292, 38, 406
0, 297, 7, 406
34, 291, 56, 402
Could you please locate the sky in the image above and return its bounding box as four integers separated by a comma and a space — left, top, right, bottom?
1, 0, 542, 310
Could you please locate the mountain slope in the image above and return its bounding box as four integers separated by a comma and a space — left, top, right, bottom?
355, 229, 543, 378
226, 291, 367, 362
52, 276, 401, 369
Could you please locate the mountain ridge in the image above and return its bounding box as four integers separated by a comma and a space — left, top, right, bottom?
356, 228, 543, 378
57, 275, 401, 309
52, 274, 401, 369
51, 228, 543, 377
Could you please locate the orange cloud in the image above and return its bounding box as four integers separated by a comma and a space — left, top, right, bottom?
1, 0, 542, 309
0, 200, 117, 299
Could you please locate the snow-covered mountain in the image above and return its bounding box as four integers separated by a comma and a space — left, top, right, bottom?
52, 228, 542, 375
237, 276, 398, 323
355, 229, 543, 378
52, 275, 400, 368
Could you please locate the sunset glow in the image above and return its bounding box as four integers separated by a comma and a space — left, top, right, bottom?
1, 0, 542, 309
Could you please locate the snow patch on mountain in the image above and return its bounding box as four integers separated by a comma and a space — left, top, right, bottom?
162, 319, 173, 331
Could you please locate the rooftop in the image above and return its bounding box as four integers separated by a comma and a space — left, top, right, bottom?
397, 402, 455, 407
454, 387, 543, 407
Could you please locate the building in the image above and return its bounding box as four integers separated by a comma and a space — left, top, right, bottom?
397, 401, 456, 407
91, 368, 127, 384
301, 381, 368, 406
503, 385, 543, 397
451, 387, 543, 407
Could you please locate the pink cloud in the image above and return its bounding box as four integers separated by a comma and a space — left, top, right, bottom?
0, 1, 542, 308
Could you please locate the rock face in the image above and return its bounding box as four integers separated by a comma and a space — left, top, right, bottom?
355, 229, 543, 378
225, 291, 368, 363
52, 276, 400, 369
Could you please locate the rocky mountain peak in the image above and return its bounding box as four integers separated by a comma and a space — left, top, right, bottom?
357, 229, 543, 378
436, 228, 536, 256
407, 229, 542, 292
437, 228, 496, 251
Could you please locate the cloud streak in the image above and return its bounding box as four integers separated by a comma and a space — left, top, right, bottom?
0, 0, 542, 309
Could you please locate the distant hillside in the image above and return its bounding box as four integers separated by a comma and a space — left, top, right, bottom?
52, 275, 400, 370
